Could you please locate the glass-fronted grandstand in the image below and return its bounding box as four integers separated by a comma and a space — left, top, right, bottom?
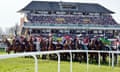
19, 1, 120, 38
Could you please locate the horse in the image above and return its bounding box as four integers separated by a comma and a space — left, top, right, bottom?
100, 42, 111, 64
40, 38, 47, 51
47, 37, 56, 51
13, 39, 25, 53
110, 40, 120, 65
4, 38, 24, 53
61, 39, 72, 60
39, 38, 48, 59
55, 40, 63, 50
47, 37, 56, 59
73, 38, 87, 62
63, 39, 72, 50
88, 38, 101, 63
24, 36, 36, 52
21, 38, 30, 52
4, 39, 13, 54
27, 40, 36, 52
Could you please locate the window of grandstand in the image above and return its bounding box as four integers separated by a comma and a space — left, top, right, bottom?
98, 30, 103, 33
37, 11, 48, 14
48, 11, 54, 14
93, 30, 98, 33
83, 12, 89, 15
89, 13, 100, 16
73, 12, 82, 15
105, 30, 113, 33
76, 30, 81, 33
56, 12, 66, 15
83, 18, 90, 24
56, 18, 65, 23
94, 13, 100, 16
61, 3, 78, 10
64, 30, 69, 33
59, 30, 64, 33
46, 30, 51, 33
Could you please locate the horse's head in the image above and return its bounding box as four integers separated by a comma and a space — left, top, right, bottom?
4, 39, 11, 47
88, 39, 96, 50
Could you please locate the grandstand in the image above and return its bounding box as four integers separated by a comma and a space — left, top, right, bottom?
19, 1, 120, 38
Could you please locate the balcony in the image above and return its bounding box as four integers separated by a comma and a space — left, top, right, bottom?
23, 22, 120, 30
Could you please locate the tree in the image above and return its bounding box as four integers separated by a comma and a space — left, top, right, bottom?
0, 28, 3, 35
4, 23, 20, 39
0, 27, 3, 39
14, 23, 20, 36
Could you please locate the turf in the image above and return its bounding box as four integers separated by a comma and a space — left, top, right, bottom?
0, 51, 120, 72
0, 57, 120, 72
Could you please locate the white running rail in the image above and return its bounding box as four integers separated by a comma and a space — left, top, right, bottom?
0, 50, 120, 72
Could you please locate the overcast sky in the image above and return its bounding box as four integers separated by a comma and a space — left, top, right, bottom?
0, 0, 120, 31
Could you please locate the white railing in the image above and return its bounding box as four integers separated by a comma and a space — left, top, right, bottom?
0, 50, 120, 72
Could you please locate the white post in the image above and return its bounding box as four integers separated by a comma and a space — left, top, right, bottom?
32, 55, 38, 72
70, 52, 72, 72
87, 51, 89, 72
109, 51, 111, 66
117, 50, 119, 65
112, 52, 114, 68
98, 52, 100, 67
57, 53, 60, 72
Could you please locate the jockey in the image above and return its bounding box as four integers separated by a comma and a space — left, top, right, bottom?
28, 36, 33, 42
35, 37, 40, 51
20, 36, 24, 44
113, 39, 120, 50
83, 36, 89, 46
15, 36, 19, 42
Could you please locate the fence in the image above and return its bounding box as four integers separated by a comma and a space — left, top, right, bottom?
0, 50, 120, 72
0, 43, 6, 50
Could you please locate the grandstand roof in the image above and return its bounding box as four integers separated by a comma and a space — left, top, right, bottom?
19, 1, 114, 13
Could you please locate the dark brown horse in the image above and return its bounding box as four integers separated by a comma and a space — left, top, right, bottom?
63, 39, 72, 50
4, 39, 13, 54
73, 38, 87, 62
39, 38, 48, 59
60, 39, 72, 60
13, 39, 24, 53
55, 40, 63, 50
25, 37, 36, 52
40, 38, 47, 51
47, 37, 56, 59
88, 39, 101, 63
4, 38, 24, 54
47, 37, 55, 51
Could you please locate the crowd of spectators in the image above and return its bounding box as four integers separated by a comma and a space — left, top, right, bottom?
27, 14, 117, 25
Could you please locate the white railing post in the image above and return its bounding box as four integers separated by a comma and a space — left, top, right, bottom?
112, 52, 114, 68
109, 51, 111, 66
117, 50, 119, 65
70, 51, 72, 72
98, 51, 100, 67
87, 51, 89, 72
32, 55, 38, 72
57, 53, 60, 72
